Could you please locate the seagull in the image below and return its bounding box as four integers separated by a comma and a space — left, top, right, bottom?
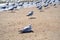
9, 3, 17, 10
18, 2, 24, 6
1, 3, 8, 9
53, 3, 56, 6
36, 4, 42, 11
44, 0, 48, 3
47, 0, 51, 4
53, 0, 55, 2
1, 6, 6, 9
59, 0, 60, 1
58, 0, 60, 5
36, 3, 40, 8
9, 3, 15, 10
35, 1, 40, 4
20, 24, 33, 33
52, 0, 57, 7
9, 7, 14, 10
38, 6, 43, 12
49, 1, 52, 4
26, 11, 33, 16
17, 1, 21, 4
27, 1, 30, 4
31, 1, 33, 5
44, 3, 48, 7
38, 5, 42, 10
36, 1, 43, 11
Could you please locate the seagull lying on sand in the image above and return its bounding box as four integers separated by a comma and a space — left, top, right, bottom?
20, 24, 33, 33
8, 3, 17, 11
38, 5, 42, 10
26, 11, 34, 16
44, 3, 49, 7
1, 3, 8, 9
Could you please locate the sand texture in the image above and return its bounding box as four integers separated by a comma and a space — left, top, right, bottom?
0, 5, 60, 40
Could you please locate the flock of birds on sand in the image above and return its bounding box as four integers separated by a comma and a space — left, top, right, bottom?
0, 0, 60, 12
20, 0, 60, 33
0, 0, 60, 33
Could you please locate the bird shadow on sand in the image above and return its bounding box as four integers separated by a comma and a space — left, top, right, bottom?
54, 6, 57, 8
7, 10, 16, 13
44, 7, 50, 9
29, 17, 36, 19
40, 10, 44, 12
18, 30, 34, 34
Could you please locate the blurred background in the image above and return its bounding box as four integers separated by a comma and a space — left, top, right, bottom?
0, 0, 38, 3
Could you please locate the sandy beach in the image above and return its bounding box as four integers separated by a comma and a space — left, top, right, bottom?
0, 5, 60, 40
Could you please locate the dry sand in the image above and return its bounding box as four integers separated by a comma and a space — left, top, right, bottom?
0, 5, 60, 40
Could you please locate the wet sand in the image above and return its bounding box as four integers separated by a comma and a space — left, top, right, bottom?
0, 5, 60, 40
